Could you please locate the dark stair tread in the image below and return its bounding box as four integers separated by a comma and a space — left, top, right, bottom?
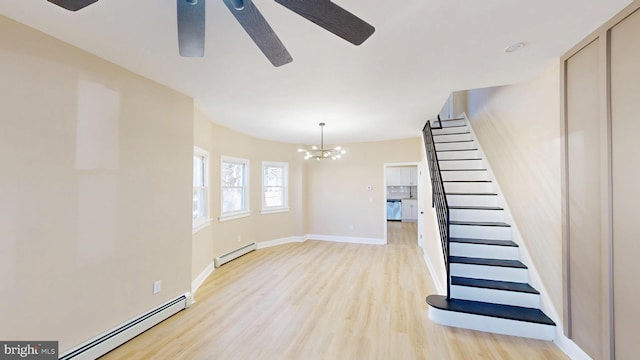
440, 169, 487, 172
450, 221, 510, 227
433, 132, 471, 136
431, 124, 467, 130
451, 276, 539, 294
450, 256, 527, 269
439, 158, 482, 161
436, 148, 478, 152
447, 192, 497, 196
443, 180, 492, 183
426, 295, 555, 326
449, 237, 517, 247
435, 140, 475, 144
449, 206, 503, 210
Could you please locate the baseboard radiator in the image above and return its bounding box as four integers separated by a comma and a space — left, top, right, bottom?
60, 293, 190, 360
214, 242, 257, 268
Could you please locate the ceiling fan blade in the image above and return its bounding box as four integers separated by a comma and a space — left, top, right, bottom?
275, 0, 375, 45
177, 0, 206, 57
222, 0, 293, 67
47, 0, 99, 11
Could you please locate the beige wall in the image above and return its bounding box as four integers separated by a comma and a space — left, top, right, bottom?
192, 109, 216, 281
565, 38, 604, 359
191, 110, 306, 281
610, 7, 640, 359
0, 16, 193, 352
461, 64, 564, 322
305, 138, 422, 240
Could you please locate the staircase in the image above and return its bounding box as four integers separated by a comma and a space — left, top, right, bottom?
423, 117, 556, 341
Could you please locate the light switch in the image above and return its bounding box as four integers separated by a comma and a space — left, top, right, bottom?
153, 280, 162, 294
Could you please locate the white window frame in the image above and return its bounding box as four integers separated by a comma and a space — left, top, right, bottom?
261, 161, 289, 214
220, 155, 251, 222
192, 146, 211, 233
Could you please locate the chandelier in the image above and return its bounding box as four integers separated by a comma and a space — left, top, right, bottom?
298, 123, 346, 160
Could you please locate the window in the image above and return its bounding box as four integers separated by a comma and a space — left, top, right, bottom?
193, 147, 210, 232
220, 156, 250, 221
262, 161, 289, 214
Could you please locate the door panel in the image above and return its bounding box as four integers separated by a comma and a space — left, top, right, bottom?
566, 38, 603, 360
611, 9, 640, 360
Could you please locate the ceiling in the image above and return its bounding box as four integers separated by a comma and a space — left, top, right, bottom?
0, 0, 631, 145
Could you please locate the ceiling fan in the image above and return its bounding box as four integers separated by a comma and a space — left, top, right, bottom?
47, 0, 375, 67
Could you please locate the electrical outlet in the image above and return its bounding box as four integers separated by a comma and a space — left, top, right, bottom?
236, 235, 241, 242
349, 224, 354, 231
153, 280, 161, 295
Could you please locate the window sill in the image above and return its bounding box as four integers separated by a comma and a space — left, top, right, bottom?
219, 210, 251, 222
260, 207, 290, 215
192, 218, 212, 234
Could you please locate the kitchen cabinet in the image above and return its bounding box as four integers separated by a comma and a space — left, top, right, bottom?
401, 199, 418, 221
386, 167, 402, 186
386, 166, 417, 186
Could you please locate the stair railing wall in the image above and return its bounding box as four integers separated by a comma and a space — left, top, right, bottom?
423, 118, 451, 299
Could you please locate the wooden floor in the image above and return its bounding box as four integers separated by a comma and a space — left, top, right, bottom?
102, 222, 567, 359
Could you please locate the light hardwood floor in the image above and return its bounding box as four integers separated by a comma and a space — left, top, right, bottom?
102, 222, 567, 359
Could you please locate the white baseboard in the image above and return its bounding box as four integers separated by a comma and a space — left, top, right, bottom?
191, 262, 214, 295
256, 236, 305, 249
60, 293, 190, 360
306, 234, 386, 245
423, 252, 446, 295
554, 331, 592, 360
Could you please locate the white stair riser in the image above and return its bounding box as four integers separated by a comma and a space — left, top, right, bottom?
436, 150, 478, 160
444, 182, 493, 193
428, 307, 555, 341
450, 285, 540, 308
435, 142, 476, 151
436, 119, 466, 127
451, 263, 528, 283
432, 126, 469, 135
447, 195, 498, 207
441, 170, 487, 181
450, 242, 519, 260
439, 160, 484, 170
450, 224, 511, 240
450, 208, 504, 222
433, 133, 472, 142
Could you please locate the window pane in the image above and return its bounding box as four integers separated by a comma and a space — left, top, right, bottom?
222, 188, 244, 213
193, 187, 206, 220
264, 187, 283, 207
222, 162, 244, 187
194, 155, 204, 187
264, 166, 283, 186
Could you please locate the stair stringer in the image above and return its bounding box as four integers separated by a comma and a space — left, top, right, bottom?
459, 112, 563, 339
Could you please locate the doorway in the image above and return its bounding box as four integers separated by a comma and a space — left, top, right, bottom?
384, 162, 423, 246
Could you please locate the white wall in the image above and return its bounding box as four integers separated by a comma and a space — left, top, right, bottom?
191, 110, 306, 284
305, 138, 422, 241
0, 16, 193, 352
461, 63, 564, 322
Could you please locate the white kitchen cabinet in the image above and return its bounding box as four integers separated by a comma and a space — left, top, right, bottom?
387, 166, 417, 186
405, 167, 417, 185
401, 199, 418, 221
386, 167, 403, 186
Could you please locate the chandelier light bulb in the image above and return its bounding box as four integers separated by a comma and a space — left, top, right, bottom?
298, 123, 346, 161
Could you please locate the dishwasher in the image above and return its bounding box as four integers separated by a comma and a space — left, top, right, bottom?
386, 199, 402, 221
